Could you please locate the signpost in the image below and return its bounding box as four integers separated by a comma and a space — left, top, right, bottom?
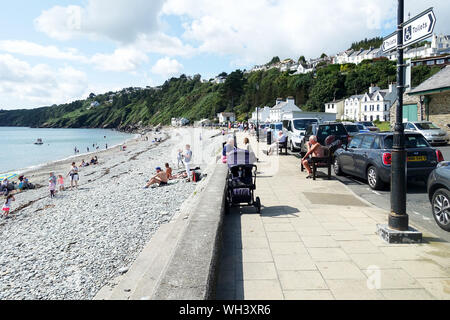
382, 7, 436, 53
378, 3, 436, 243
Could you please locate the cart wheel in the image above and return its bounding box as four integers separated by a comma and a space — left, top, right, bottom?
255, 197, 261, 213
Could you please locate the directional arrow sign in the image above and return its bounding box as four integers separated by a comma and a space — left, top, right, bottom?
382, 7, 436, 53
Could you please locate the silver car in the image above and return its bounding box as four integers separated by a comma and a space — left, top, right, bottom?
404, 121, 449, 145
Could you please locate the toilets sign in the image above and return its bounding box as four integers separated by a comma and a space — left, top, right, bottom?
382, 7, 436, 52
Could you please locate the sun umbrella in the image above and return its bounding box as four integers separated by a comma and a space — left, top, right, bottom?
0, 173, 18, 182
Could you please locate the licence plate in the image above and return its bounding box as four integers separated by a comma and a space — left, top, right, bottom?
407, 156, 426, 162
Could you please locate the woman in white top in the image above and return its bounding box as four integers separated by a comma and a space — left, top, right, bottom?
243, 137, 252, 152
68, 162, 80, 189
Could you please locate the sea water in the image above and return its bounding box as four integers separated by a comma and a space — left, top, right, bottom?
0, 127, 134, 174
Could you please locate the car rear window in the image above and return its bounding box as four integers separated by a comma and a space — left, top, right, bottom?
317, 125, 347, 142
383, 135, 431, 149
293, 119, 318, 130
274, 124, 282, 130
361, 135, 375, 149
345, 125, 359, 133
415, 122, 440, 130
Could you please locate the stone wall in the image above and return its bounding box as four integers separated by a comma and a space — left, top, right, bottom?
428, 93, 450, 133
390, 93, 422, 128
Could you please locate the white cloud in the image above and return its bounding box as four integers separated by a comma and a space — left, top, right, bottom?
91, 47, 149, 72
151, 57, 183, 78
35, 0, 165, 43
0, 54, 88, 108
163, 0, 450, 67
0, 40, 89, 63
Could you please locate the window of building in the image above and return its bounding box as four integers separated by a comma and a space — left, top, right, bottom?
437, 59, 445, 64
377, 105, 380, 111
364, 106, 367, 111
426, 60, 434, 65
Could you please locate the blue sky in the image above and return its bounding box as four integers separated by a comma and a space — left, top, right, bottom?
1, 0, 449, 110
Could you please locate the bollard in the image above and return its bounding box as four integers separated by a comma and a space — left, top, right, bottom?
267, 130, 272, 146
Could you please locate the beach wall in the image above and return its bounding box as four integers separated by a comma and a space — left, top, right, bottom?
152, 162, 228, 300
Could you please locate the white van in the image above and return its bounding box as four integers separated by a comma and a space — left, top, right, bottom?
282, 118, 319, 151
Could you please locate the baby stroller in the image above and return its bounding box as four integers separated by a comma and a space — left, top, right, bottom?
225, 148, 261, 213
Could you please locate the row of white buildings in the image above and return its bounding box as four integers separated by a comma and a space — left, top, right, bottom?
333, 33, 450, 65
250, 97, 302, 123
325, 84, 398, 122
246, 56, 331, 76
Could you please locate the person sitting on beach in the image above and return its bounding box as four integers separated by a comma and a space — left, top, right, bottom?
144, 167, 168, 188
2, 194, 15, 218
90, 157, 96, 165
165, 163, 173, 180
1, 179, 10, 196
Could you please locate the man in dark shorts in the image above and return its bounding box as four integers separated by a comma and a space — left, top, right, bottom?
144, 167, 168, 188
301, 135, 325, 179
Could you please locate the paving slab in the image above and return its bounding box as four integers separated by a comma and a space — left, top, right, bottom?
215, 133, 450, 300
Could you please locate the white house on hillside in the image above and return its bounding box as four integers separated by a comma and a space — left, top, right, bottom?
343, 95, 364, 121
324, 99, 345, 120
269, 97, 302, 122
218, 112, 236, 124
360, 84, 397, 122
251, 106, 271, 123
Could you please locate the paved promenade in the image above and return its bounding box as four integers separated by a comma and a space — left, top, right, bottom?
216, 132, 450, 300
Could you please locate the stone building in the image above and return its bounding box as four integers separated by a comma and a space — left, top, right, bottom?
390, 65, 450, 132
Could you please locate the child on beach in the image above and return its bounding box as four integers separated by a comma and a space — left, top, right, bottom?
2, 194, 15, 218
57, 175, 65, 192
177, 149, 184, 169
165, 163, 173, 180
49, 173, 57, 198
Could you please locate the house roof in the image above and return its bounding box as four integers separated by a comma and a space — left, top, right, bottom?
409, 65, 450, 95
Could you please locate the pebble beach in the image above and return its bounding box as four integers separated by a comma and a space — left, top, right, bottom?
0, 127, 224, 300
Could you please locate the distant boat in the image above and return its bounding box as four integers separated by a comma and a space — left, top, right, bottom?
34, 138, 44, 145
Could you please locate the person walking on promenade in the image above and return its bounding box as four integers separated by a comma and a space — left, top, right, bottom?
67, 162, 80, 190
301, 135, 325, 179
2, 194, 15, 218
183, 144, 193, 182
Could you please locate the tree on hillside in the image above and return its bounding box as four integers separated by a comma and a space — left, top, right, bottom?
320, 53, 328, 59
350, 37, 383, 50
218, 72, 228, 78
267, 56, 280, 65
298, 56, 306, 64
221, 70, 246, 109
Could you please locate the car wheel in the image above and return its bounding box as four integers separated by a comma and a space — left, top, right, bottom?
367, 166, 384, 190
333, 157, 343, 176
431, 188, 450, 232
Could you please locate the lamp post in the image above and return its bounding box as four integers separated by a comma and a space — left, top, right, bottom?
389, 0, 408, 231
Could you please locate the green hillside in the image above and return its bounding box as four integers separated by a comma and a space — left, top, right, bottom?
0, 59, 442, 130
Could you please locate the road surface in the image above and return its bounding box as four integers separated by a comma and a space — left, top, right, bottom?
334, 144, 450, 242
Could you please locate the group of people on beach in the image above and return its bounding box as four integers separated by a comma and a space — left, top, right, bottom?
144, 144, 193, 188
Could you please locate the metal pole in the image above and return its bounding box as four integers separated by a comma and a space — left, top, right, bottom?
389, 0, 408, 231
256, 107, 260, 142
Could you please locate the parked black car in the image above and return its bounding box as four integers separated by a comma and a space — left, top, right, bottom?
301, 122, 349, 155
333, 132, 445, 190
427, 161, 450, 231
